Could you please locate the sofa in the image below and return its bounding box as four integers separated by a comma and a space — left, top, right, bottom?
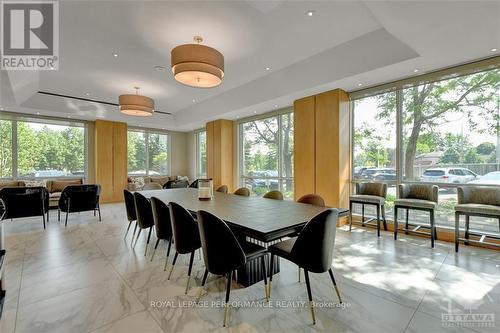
46, 179, 84, 207
0, 180, 26, 189
127, 176, 189, 191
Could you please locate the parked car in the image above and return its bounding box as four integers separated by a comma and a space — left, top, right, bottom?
246, 170, 279, 189
419, 168, 478, 184
372, 168, 397, 181
23, 170, 72, 178
360, 168, 396, 181
354, 166, 371, 178
468, 171, 500, 185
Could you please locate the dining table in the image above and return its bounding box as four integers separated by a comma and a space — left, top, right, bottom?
142, 188, 349, 286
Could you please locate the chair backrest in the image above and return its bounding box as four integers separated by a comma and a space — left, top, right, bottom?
197, 210, 246, 275
356, 182, 387, 198
0, 187, 48, 219
263, 190, 283, 200
297, 194, 325, 207
123, 189, 137, 222
216, 185, 228, 193
163, 180, 190, 189
458, 186, 500, 206
0, 198, 5, 220
150, 197, 173, 240
59, 185, 100, 213
133, 192, 155, 229
233, 187, 250, 197
168, 202, 201, 254
291, 209, 338, 273
399, 184, 438, 202
189, 179, 199, 188
142, 183, 162, 190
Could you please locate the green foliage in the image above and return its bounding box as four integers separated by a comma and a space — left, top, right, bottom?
0, 120, 13, 177
476, 142, 495, 155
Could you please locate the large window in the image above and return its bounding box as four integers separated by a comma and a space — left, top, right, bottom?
239, 111, 294, 198
128, 129, 169, 176
352, 66, 500, 231
0, 114, 86, 179
196, 130, 207, 178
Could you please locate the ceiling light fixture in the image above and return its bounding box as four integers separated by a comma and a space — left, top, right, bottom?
119, 87, 155, 117
413, 68, 419, 73
36, 112, 40, 115
192, 99, 196, 103
112, 53, 119, 58
274, 104, 278, 108
357, 83, 363, 87
306, 10, 315, 17
265, 67, 271, 71
253, 111, 257, 114
84, 92, 90, 96
171, 36, 224, 88
491, 48, 498, 52
154, 65, 166, 72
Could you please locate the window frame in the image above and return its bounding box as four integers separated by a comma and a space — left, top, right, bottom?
237, 107, 294, 196
195, 129, 207, 178
127, 127, 171, 177
0, 111, 88, 180
351, 58, 500, 190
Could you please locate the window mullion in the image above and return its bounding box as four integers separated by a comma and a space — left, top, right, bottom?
12, 120, 17, 179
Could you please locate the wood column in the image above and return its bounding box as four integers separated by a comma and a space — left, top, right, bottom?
206, 119, 235, 192
293, 89, 350, 209
94, 120, 128, 203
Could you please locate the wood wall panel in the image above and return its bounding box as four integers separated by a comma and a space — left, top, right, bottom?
94, 120, 127, 203
293, 89, 350, 209
206, 119, 235, 192
293, 96, 316, 200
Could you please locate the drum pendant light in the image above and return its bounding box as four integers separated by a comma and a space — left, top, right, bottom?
171, 36, 224, 88
119, 87, 154, 117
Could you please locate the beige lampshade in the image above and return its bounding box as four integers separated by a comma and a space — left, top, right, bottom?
119, 94, 154, 117
171, 43, 224, 88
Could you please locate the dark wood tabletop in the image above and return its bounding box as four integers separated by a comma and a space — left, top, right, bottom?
142, 188, 348, 242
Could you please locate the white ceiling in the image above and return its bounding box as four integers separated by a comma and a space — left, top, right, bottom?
1, 0, 499, 131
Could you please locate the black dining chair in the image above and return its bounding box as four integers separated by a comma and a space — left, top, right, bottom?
123, 189, 137, 239
168, 202, 202, 294
197, 210, 268, 327
268, 209, 341, 325
150, 197, 174, 270
263, 190, 284, 200
133, 192, 155, 256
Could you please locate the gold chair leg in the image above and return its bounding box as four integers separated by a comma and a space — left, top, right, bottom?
309, 301, 316, 325
268, 281, 272, 298
223, 303, 229, 327
334, 285, 343, 304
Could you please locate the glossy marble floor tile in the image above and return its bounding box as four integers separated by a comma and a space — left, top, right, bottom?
1, 203, 498, 333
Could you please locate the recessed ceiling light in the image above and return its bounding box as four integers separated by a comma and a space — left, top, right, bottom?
112, 53, 119, 58
49, 66, 54, 70
0, 107, 4, 111
192, 99, 196, 103
306, 10, 315, 17
236, 115, 240, 119
357, 83, 363, 87
265, 67, 271, 71
36, 112, 40, 115
274, 104, 278, 108
413, 68, 419, 73
154, 65, 166, 72
491, 48, 498, 52
253, 111, 257, 114
84, 92, 90, 96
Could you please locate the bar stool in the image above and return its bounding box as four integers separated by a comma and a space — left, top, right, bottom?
394, 184, 438, 247
454, 186, 500, 252
349, 182, 387, 236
